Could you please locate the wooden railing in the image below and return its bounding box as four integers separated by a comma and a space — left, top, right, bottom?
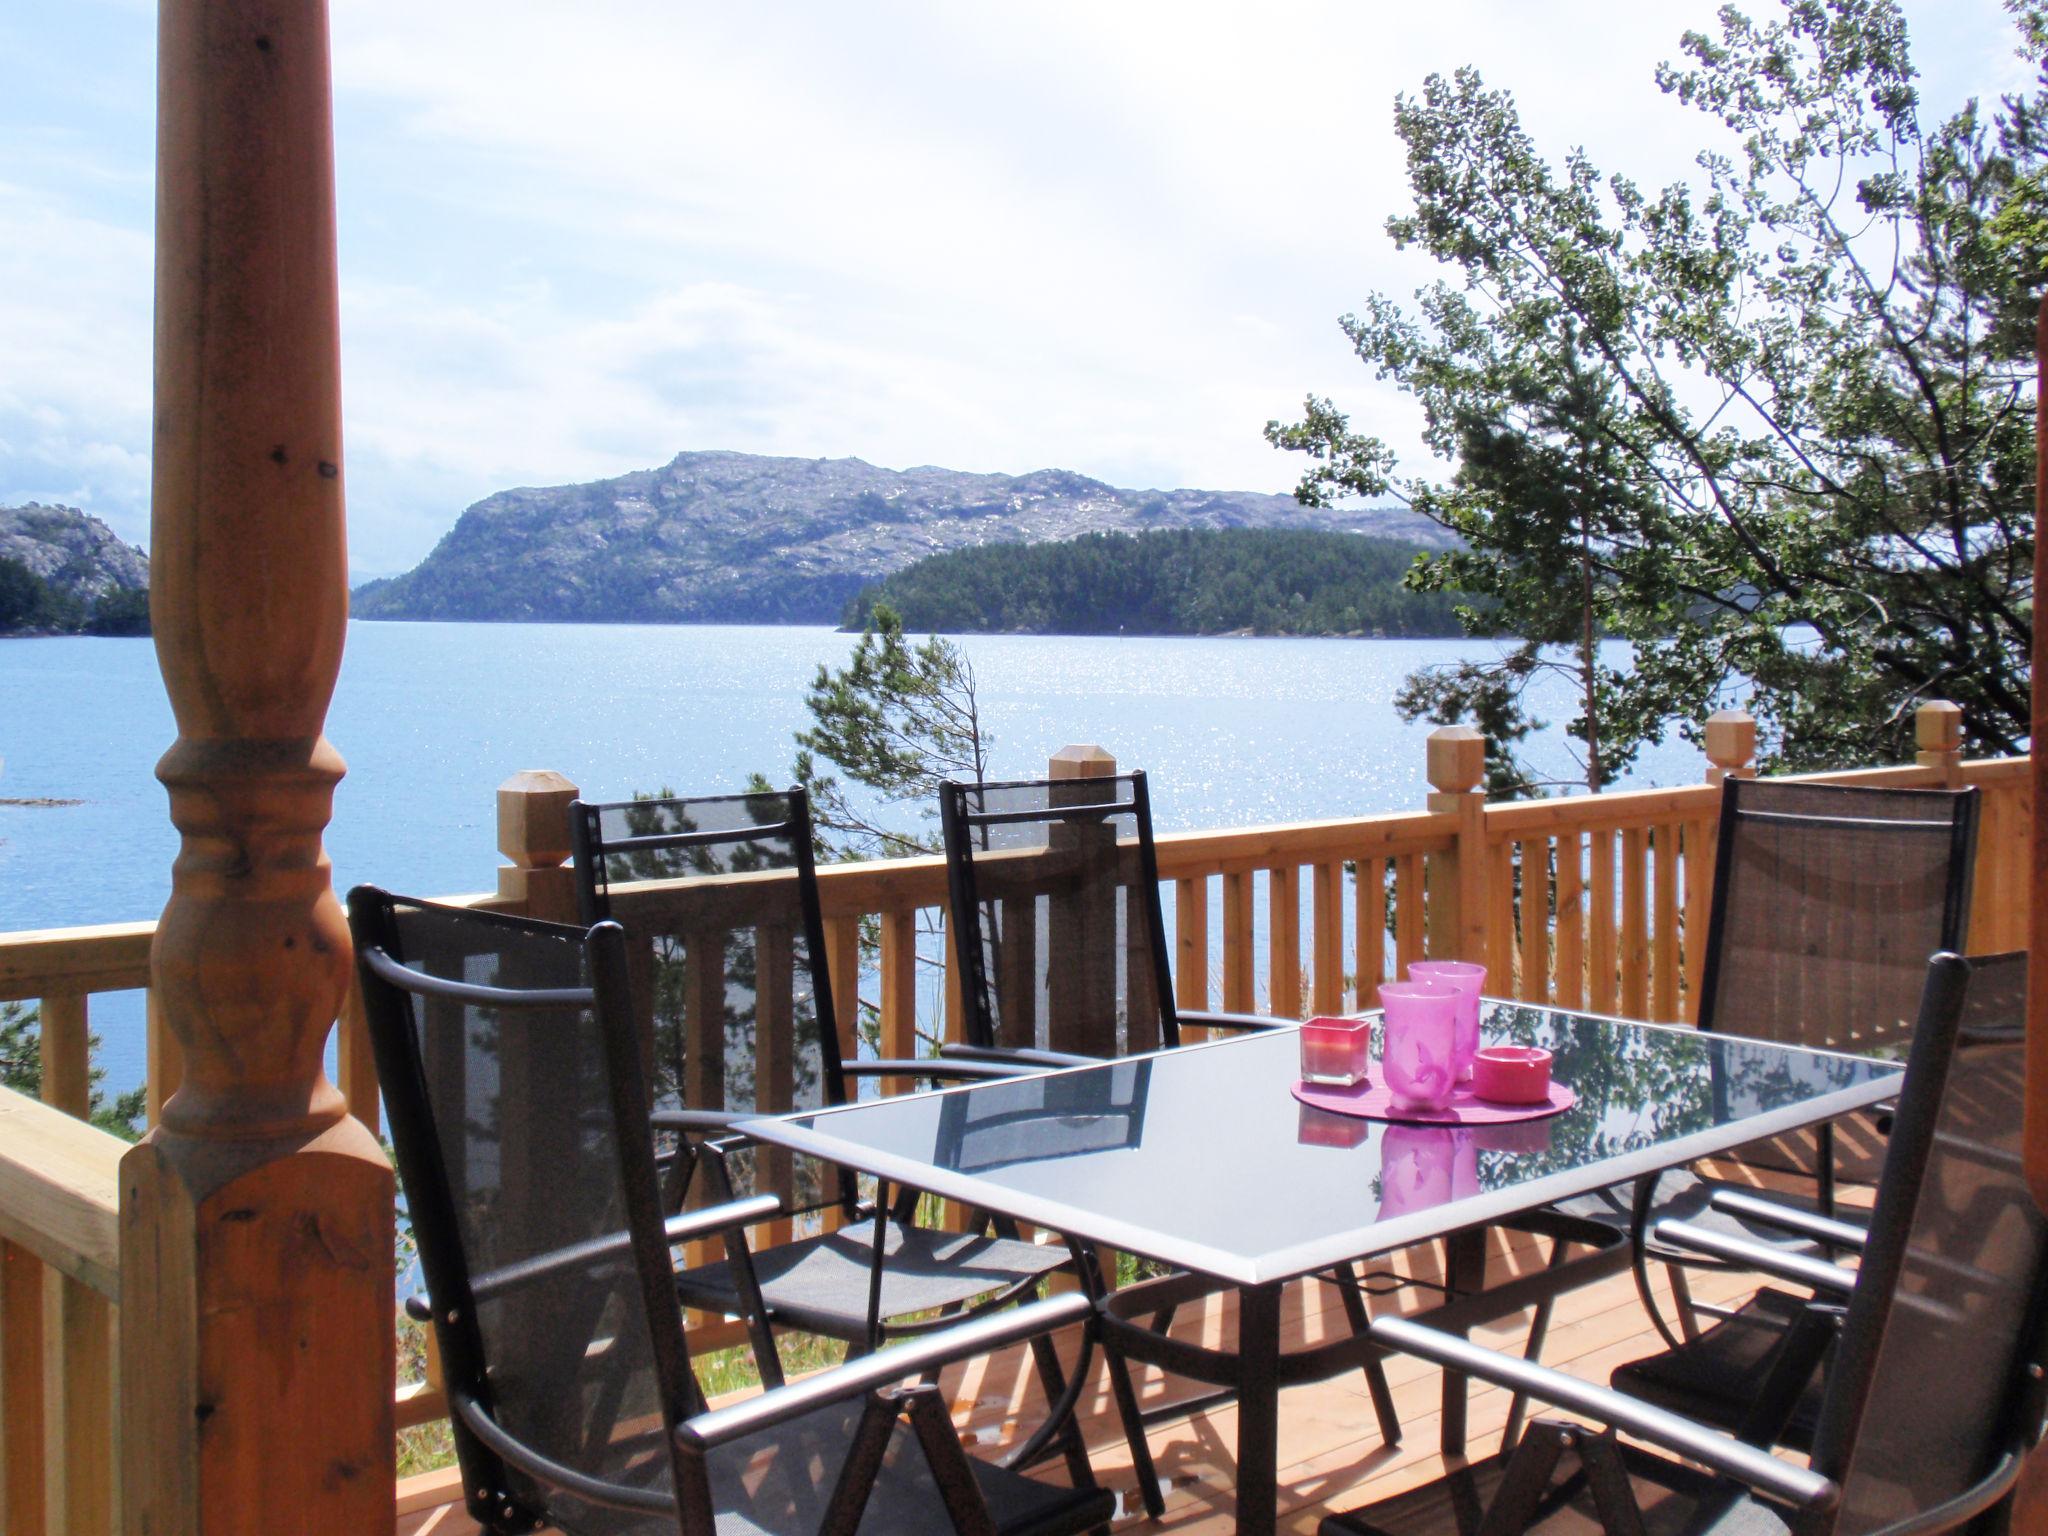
0, 700, 2029, 1529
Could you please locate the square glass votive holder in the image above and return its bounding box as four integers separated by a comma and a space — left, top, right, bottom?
1299, 1015, 1373, 1087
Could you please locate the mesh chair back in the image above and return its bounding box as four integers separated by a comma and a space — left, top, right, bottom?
1696, 778, 1977, 1052
352, 889, 694, 1532
942, 772, 1178, 1058
571, 789, 846, 1214
1811, 952, 2046, 1531
936, 1061, 1151, 1173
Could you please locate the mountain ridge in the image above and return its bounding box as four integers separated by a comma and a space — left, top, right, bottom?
351, 450, 1448, 624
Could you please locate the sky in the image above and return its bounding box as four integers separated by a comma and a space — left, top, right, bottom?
0, 1, 2032, 581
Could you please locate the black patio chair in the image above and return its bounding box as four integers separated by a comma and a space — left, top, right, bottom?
567, 790, 1090, 1401
1320, 949, 2048, 1536
1505, 776, 1980, 1412
938, 771, 1402, 1510
1603, 948, 2027, 1450
350, 886, 1116, 1536
937, 771, 1285, 1069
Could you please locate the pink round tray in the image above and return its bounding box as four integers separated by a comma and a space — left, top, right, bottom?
1290, 1077, 1576, 1125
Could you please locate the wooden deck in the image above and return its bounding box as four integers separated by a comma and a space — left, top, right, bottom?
395, 1151, 1970, 1535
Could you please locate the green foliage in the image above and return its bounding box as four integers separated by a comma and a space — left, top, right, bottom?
1271, 0, 2042, 785
0, 555, 149, 636
844, 528, 1463, 638
0, 999, 148, 1141
793, 603, 990, 862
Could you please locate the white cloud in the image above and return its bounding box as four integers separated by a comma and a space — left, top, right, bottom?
2, 0, 2028, 570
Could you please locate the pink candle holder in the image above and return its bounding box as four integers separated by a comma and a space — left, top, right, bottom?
1377, 980, 1459, 1113
1297, 1103, 1373, 1149
1298, 1015, 1373, 1087
1471, 1045, 1553, 1104
1407, 960, 1486, 1081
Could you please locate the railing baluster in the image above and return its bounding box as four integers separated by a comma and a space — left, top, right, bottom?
1353, 858, 1386, 1010
1311, 862, 1343, 1015
1222, 871, 1255, 1014
1621, 827, 1650, 1019
1553, 832, 1584, 1010
1267, 867, 1301, 1021
1394, 853, 1425, 977
337, 976, 380, 1138
39, 995, 88, 1119
757, 924, 796, 1250
1682, 817, 1714, 1023
1652, 823, 1681, 1023
880, 909, 918, 1069
1588, 828, 1618, 1014
1488, 840, 1515, 994
144, 989, 182, 1131
1517, 840, 1552, 1005
2, 1238, 46, 1536
822, 916, 862, 1233
1176, 876, 1210, 1014
47, 1275, 113, 1534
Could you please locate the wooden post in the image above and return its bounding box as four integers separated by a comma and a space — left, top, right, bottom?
1703, 709, 1757, 786
2019, 296, 2048, 1532
498, 770, 582, 923
2028, 293, 2048, 1217
1047, 746, 1119, 1056
120, 0, 394, 1527
1425, 726, 1489, 965
1914, 700, 1964, 786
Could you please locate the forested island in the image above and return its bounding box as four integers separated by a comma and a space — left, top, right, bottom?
0, 505, 151, 636
841, 528, 1464, 636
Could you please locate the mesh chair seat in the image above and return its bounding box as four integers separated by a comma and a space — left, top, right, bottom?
1607, 1288, 1822, 1449
677, 1222, 1068, 1339
1319, 1440, 1795, 1536
1529, 1169, 1857, 1258
702, 1397, 1113, 1536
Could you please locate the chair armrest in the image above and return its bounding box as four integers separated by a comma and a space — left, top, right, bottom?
1708, 1189, 1868, 1251
676, 1291, 1095, 1450
469, 1194, 783, 1303
649, 1109, 756, 1137
1650, 1220, 1857, 1298
940, 1041, 1097, 1069
454, 1392, 672, 1515
843, 1057, 1034, 1083
1181, 1009, 1289, 1033
1366, 1315, 1838, 1510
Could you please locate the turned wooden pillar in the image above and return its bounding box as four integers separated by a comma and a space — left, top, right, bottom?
1425, 726, 1488, 964
1703, 709, 1757, 786
120, 0, 394, 1529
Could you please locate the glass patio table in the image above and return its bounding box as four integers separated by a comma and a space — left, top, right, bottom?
737, 1001, 1902, 1536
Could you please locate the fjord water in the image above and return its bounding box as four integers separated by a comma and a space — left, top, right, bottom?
0, 621, 1699, 1094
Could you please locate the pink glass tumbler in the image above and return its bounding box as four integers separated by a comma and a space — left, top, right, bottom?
1407, 960, 1486, 1081
1377, 980, 1460, 1112
1376, 1125, 1480, 1220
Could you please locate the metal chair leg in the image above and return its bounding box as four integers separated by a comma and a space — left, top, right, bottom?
1501, 1240, 1572, 1452
1333, 1262, 1402, 1446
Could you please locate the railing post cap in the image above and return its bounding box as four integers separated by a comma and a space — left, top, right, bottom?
1049, 744, 1116, 780
497, 769, 580, 868
1426, 726, 1486, 795
1704, 709, 1757, 761
1915, 700, 1962, 750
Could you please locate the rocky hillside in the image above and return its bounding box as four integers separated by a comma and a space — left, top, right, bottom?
0, 504, 149, 602
351, 451, 1450, 624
